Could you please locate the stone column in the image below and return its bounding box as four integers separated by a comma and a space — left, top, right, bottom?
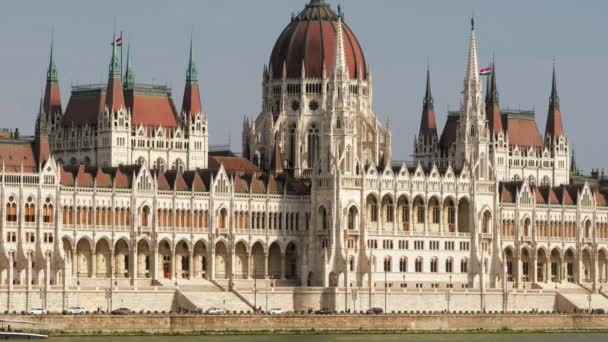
515, 249, 522, 289
45, 256, 51, 287
247, 252, 251, 279
26, 256, 32, 289
531, 248, 537, 284
188, 250, 194, 280
209, 245, 216, 281
91, 248, 96, 278
71, 249, 76, 281
593, 251, 599, 293
280, 253, 286, 280
264, 252, 269, 278
131, 242, 138, 286
171, 249, 176, 280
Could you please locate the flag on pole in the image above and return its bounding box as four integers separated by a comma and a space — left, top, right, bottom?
479, 67, 491, 76
111, 36, 123, 46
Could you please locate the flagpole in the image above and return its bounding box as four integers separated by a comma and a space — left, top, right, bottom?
120, 30, 123, 78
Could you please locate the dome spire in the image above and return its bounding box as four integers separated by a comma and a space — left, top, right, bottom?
47, 32, 58, 82
106, 30, 125, 112
418, 65, 437, 141
182, 37, 202, 118
545, 61, 564, 139
43, 31, 62, 116
186, 35, 198, 84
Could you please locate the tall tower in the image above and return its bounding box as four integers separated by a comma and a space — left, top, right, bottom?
97, 31, 130, 167
414, 66, 438, 167
43, 36, 62, 142
544, 64, 569, 185
455, 18, 490, 179
182, 38, 208, 169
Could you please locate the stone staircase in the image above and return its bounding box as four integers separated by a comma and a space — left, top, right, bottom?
172, 278, 253, 313
555, 283, 608, 311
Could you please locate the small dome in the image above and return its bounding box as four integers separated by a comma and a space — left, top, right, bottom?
269, 0, 366, 80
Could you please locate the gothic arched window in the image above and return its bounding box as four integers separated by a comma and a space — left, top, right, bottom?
307, 125, 320, 169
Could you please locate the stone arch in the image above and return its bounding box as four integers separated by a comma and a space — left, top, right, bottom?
582, 248, 593, 282
536, 247, 549, 282
136, 239, 151, 278
522, 217, 532, 237
550, 247, 562, 282
193, 239, 208, 279
564, 248, 576, 283
366, 193, 378, 224
457, 197, 470, 233
214, 240, 228, 279
175, 240, 190, 279
520, 246, 532, 282
158, 239, 172, 279
381, 194, 394, 225
268, 242, 282, 279
317, 205, 329, 230
427, 196, 440, 227
95, 238, 111, 278
234, 241, 248, 279
443, 196, 456, 232
285, 241, 298, 279
218, 207, 228, 229
503, 246, 515, 281
412, 195, 425, 232
598, 248, 608, 283
397, 194, 410, 231
251, 241, 265, 278
114, 238, 130, 278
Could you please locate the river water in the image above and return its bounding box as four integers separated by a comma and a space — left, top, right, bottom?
47, 333, 608, 342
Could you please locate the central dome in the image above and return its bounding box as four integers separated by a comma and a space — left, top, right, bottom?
269, 0, 367, 80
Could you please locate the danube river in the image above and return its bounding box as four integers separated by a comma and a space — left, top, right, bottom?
47, 334, 608, 342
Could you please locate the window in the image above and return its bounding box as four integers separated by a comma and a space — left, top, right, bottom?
460, 241, 470, 251
399, 257, 407, 272
445, 258, 453, 273
444, 241, 454, 250
430, 258, 438, 273
43, 198, 53, 223
432, 206, 440, 224
398, 240, 408, 250
321, 239, 329, 249
347, 239, 355, 249
460, 258, 468, 273
415, 257, 423, 272
25, 232, 35, 243
382, 240, 393, 249
43, 233, 53, 243
6, 232, 16, 242
414, 240, 424, 250
5, 196, 16, 222
367, 239, 378, 249
417, 207, 425, 223
429, 241, 439, 250
383, 257, 391, 272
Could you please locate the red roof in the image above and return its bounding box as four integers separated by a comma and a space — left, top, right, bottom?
157, 173, 170, 190
486, 102, 503, 135
75, 165, 93, 186
502, 112, 543, 148
43, 80, 62, 115
439, 113, 459, 155
546, 106, 564, 139
95, 167, 112, 187
182, 82, 202, 117
0, 141, 37, 173
63, 85, 178, 129
209, 156, 261, 175
269, 2, 366, 80
106, 78, 125, 113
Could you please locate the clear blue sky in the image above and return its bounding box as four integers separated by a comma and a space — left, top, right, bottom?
0, 0, 606, 172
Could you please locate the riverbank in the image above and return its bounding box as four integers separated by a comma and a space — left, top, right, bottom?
4, 313, 608, 336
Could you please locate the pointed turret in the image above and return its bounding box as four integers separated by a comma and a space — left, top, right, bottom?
485, 60, 503, 135
34, 96, 50, 166
331, 17, 347, 79
43, 36, 62, 117
123, 44, 134, 89
105, 31, 125, 112
545, 63, 564, 139
181, 37, 202, 118
418, 66, 437, 141
464, 17, 481, 97
270, 140, 284, 175
570, 148, 577, 174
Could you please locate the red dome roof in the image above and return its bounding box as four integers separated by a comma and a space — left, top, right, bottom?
269, 0, 366, 80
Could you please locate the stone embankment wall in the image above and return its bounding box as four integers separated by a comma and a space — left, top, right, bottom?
5, 314, 608, 334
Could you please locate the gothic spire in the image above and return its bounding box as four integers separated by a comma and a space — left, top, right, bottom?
123, 44, 134, 89
182, 37, 202, 118
418, 66, 437, 141
105, 31, 125, 112
186, 36, 198, 84
465, 16, 480, 93
570, 148, 577, 173
485, 60, 503, 134
545, 62, 564, 139
43, 34, 62, 115
331, 17, 347, 79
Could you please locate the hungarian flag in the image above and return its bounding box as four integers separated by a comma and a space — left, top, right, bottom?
111, 36, 122, 46
479, 67, 491, 76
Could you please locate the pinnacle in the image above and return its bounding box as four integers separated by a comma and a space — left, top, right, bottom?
186, 36, 198, 83
108, 31, 121, 80
47, 35, 58, 82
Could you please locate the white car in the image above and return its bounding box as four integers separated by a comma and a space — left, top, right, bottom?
268, 308, 286, 315
66, 306, 86, 315
205, 307, 226, 315
29, 308, 47, 315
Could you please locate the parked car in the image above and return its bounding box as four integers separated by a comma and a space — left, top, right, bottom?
66, 306, 86, 315
315, 308, 336, 315
28, 308, 47, 315
594, 308, 606, 314
111, 307, 131, 315
205, 307, 226, 315
366, 307, 384, 314
268, 308, 286, 315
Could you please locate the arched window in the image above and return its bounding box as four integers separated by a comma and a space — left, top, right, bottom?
5, 196, 16, 222
141, 206, 150, 227
319, 206, 328, 230
382, 196, 394, 223
482, 211, 491, 234
347, 207, 357, 230
367, 195, 378, 223
43, 198, 53, 223
430, 257, 438, 273
460, 258, 468, 273
383, 256, 391, 272
24, 196, 35, 223
219, 208, 227, 229
415, 257, 423, 273
307, 125, 320, 168
445, 258, 453, 273
399, 257, 407, 272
